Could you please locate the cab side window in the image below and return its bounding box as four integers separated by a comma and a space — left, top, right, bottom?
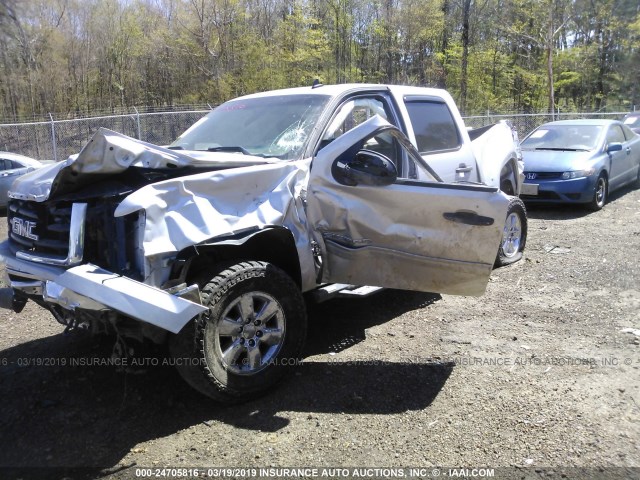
404, 99, 461, 154
322, 97, 390, 140
332, 129, 439, 187
319, 96, 403, 170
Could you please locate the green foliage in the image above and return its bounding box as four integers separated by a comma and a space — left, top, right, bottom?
0, 0, 638, 120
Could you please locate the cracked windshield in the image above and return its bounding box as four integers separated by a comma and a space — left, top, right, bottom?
169, 94, 330, 160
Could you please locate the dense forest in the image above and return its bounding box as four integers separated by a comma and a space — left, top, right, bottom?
0, 0, 638, 121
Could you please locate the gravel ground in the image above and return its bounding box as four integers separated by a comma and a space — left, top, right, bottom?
0, 186, 639, 480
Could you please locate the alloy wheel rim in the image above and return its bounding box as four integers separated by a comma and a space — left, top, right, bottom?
213, 291, 286, 375
501, 212, 522, 258
596, 178, 606, 207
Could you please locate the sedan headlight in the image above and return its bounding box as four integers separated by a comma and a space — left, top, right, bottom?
561, 168, 595, 179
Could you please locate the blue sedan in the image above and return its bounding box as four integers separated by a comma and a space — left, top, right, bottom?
520, 120, 640, 210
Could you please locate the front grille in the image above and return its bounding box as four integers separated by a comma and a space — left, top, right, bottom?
8, 200, 73, 257
8, 198, 141, 278
525, 172, 563, 180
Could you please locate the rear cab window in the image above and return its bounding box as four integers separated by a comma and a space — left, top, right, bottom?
403, 97, 462, 154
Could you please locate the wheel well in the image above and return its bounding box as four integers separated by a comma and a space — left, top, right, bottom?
500, 158, 518, 195
173, 227, 303, 288
500, 179, 515, 196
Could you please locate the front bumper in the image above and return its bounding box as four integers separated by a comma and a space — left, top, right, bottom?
0, 240, 207, 333
520, 176, 596, 204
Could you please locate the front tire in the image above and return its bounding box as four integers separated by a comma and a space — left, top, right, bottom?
170, 261, 307, 403
495, 197, 527, 267
589, 174, 607, 211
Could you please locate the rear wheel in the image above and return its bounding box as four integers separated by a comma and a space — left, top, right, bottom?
170, 261, 306, 403
495, 197, 527, 267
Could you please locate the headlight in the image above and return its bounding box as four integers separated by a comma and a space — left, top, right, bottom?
561, 168, 595, 179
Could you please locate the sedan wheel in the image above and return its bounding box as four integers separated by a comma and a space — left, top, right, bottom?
589, 174, 607, 211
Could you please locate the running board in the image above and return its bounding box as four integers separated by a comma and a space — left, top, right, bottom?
311, 284, 383, 303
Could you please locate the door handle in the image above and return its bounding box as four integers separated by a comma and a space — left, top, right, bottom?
444, 211, 495, 226
456, 164, 473, 173
626, 147, 631, 155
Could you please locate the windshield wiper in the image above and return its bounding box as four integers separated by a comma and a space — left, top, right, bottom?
533, 147, 589, 152
173, 145, 280, 160
207, 146, 252, 155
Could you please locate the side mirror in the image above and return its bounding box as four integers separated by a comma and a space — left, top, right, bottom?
607, 142, 622, 153
332, 149, 398, 187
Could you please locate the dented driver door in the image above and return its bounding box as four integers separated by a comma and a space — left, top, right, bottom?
305, 116, 510, 296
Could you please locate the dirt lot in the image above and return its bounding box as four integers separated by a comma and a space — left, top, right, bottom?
1, 186, 639, 480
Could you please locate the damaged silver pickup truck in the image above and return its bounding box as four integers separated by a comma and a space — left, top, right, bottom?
1, 84, 525, 402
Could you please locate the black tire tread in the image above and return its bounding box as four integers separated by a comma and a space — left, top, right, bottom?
170, 261, 306, 403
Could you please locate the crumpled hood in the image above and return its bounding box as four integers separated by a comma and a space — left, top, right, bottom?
7, 127, 317, 292
115, 160, 310, 256
9, 127, 275, 202
9, 160, 69, 202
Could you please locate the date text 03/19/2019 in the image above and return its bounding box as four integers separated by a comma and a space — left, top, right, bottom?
133, 467, 496, 478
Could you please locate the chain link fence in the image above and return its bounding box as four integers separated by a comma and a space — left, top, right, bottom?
0, 107, 631, 161
0, 109, 212, 161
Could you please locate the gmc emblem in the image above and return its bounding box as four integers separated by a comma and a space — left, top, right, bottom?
525, 173, 537, 180
11, 217, 39, 241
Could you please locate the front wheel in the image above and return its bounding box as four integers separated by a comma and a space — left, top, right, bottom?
170, 261, 307, 403
589, 174, 607, 211
495, 197, 527, 267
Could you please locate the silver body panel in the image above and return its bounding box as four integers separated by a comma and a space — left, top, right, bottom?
306, 117, 509, 296
113, 156, 317, 291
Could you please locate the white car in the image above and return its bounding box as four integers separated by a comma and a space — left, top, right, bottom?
0, 152, 41, 208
